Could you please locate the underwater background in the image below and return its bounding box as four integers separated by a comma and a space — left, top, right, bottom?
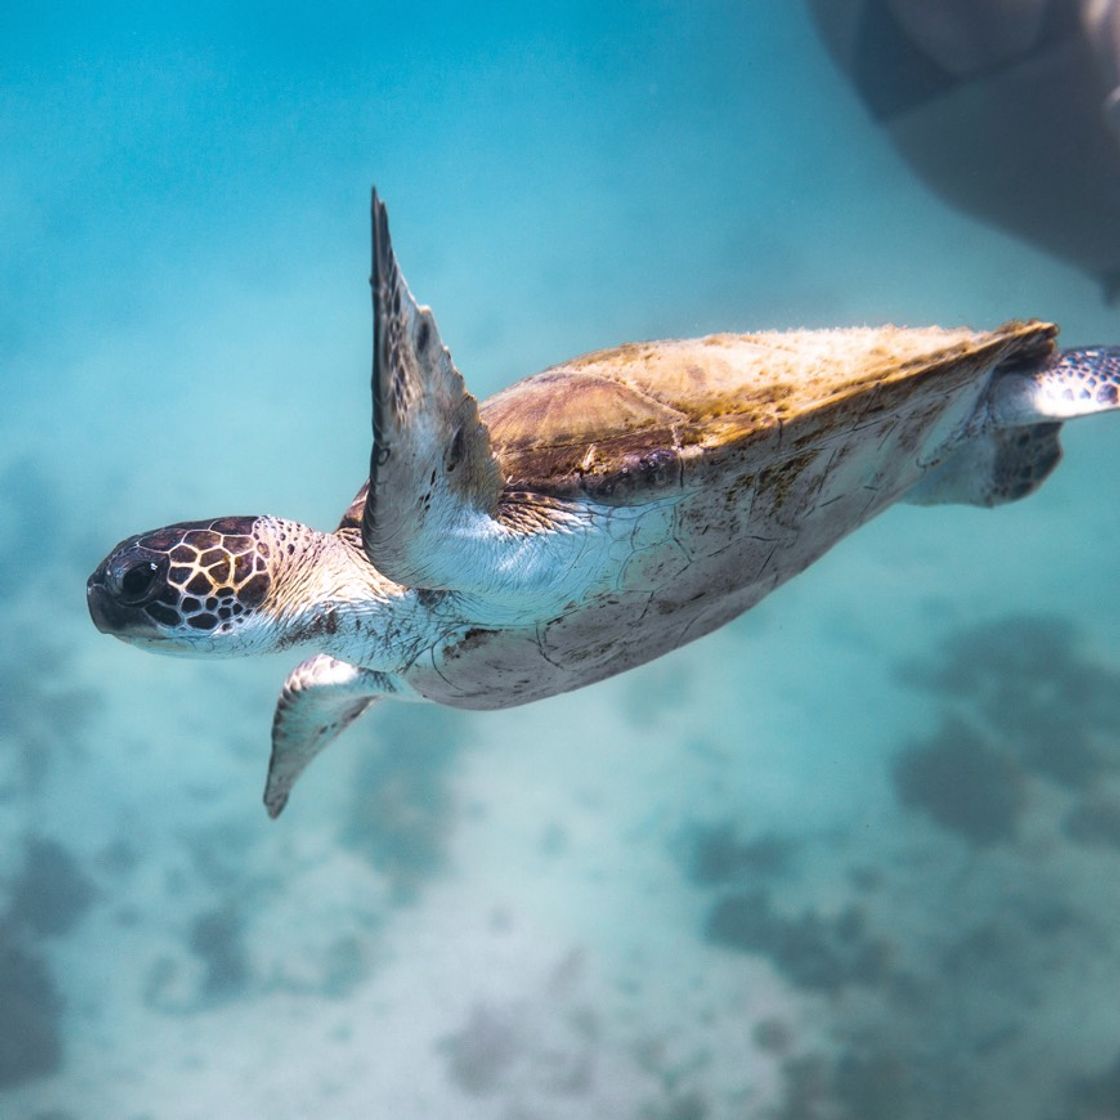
3, 3, 1120, 1117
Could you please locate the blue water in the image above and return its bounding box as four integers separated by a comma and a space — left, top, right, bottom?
3, 4, 1120, 1118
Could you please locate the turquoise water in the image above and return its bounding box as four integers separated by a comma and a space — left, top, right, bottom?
3, 4, 1120, 1117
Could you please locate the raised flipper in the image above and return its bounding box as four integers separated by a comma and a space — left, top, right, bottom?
264, 654, 408, 819
906, 346, 1119, 508
361, 189, 504, 591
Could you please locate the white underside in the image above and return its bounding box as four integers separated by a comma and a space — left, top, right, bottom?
442, 494, 688, 623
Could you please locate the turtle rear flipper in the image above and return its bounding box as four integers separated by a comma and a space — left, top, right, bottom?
904, 423, 1063, 508
361, 189, 504, 592
989, 346, 1120, 424
905, 346, 1120, 508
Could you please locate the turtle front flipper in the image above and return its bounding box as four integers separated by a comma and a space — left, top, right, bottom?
265, 654, 410, 818
361, 189, 504, 592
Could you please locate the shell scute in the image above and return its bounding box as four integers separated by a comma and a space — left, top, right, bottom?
484, 372, 683, 450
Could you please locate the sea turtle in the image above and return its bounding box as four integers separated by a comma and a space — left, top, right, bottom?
87, 190, 1120, 817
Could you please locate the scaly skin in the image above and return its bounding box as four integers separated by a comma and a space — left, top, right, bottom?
86, 516, 437, 667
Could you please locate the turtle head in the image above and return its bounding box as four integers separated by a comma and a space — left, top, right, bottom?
87, 516, 299, 656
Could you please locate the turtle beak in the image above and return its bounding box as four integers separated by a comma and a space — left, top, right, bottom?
86, 563, 127, 634
86, 556, 162, 639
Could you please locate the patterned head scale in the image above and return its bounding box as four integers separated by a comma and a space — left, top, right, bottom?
87, 517, 278, 645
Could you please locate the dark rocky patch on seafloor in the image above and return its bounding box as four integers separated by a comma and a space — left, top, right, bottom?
893, 615, 1120, 852
187, 905, 251, 1002
0, 836, 97, 1089
683, 823, 797, 886
1065, 1052, 1120, 1119
7, 836, 97, 938
705, 893, 891, 994
0, 927, 64, 1089
891, 616, 1120, 856
1063, 796, 1120, 849
0, 461, 107, 1093
897, 615, 1120, 792
893, 719, 1025, 845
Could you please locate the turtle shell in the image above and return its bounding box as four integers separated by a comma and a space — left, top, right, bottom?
340, 319, 1056, 526
482, 319, 1056, 503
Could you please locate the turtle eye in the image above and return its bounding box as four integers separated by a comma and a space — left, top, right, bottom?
117, 558, 165, 605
